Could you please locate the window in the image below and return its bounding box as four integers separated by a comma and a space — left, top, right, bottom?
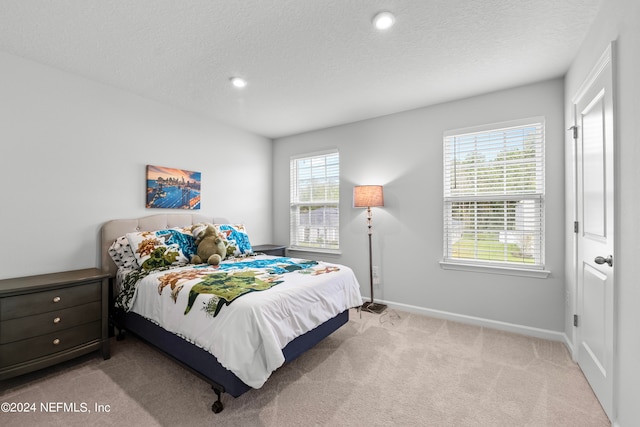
443, 118, 545, 272
290, 150, 340, 251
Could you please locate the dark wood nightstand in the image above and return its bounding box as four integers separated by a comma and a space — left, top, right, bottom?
0, 268, 110, 380
253, 244, 287, 257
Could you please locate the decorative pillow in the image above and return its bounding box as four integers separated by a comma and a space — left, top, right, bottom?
108, 235, 139, 269
165, 227, 197, 260
126, 228, 194, 270
214, 224, 253, 257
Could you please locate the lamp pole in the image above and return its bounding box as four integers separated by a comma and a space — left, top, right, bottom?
367, 206, 374, 305
363, 205, 386, 313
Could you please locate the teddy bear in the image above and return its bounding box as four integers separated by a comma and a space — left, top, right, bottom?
190, 223, 226, 266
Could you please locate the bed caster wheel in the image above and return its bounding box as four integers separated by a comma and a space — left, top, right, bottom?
211, 387, 224, 413
211, 401, 224, 413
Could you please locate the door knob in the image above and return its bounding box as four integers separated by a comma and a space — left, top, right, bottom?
594, 255, 613, 267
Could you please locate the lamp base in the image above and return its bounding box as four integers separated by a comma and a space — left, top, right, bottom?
361, 301, 387, 314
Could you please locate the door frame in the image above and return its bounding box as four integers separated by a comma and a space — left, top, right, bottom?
569, 40, 618, 420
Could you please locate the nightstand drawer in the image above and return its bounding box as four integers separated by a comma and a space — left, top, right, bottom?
0, 301, 102, 344
0, 320, 101, 367
253, 244, 287, 257
0, 281, 101, 320
0, 269, 109, 379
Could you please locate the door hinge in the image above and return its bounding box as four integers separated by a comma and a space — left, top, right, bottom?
574, 221, 579, 233
573, 314, 579, 327
569, 125, 578, 139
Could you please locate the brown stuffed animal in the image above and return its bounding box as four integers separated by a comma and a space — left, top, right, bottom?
190, 223, 226, 266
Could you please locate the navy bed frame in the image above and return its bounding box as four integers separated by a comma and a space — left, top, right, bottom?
111, 306, 349, 413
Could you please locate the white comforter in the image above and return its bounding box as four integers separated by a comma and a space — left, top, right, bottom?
122, 255, 362, 388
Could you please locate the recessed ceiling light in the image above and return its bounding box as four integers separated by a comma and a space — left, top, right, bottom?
372, 11, 395, 30
230, 77, 247, 88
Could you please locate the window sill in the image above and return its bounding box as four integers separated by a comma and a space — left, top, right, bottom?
439, 261, 551, 279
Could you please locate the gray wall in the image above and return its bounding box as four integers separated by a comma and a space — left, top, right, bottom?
563, 0, 640, 424
273, 78, 566, 335
0, 52, 273, 280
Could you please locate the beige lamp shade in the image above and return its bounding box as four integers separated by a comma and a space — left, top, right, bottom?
353, 185, 384, 208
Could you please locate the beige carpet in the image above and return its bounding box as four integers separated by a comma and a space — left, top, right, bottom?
1, 309, 610, 426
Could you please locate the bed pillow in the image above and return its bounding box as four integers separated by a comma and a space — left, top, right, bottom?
108, 235, 139, 269
166, 226, 198, 260
126, 228, 194, 269
214, 224, 253, 257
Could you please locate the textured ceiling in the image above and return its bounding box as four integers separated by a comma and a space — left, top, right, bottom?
0, 0, 603, 138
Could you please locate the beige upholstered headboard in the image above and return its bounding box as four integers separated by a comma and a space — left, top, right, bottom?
100, 213, 228, 277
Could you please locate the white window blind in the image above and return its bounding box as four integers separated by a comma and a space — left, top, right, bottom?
290, 150, 340, 251
443, 118, 545, 269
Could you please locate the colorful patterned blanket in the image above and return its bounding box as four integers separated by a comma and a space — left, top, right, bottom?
116, 257, 339, 318
113, 254, 363, 389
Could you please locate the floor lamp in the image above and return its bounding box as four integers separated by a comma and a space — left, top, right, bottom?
353, 185, 387, 314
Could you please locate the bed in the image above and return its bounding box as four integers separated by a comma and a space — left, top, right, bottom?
100, 213, 362, 413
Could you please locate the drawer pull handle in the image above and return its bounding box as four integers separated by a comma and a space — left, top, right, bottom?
53, 317, 61, 324
52, 338, 60, 345
53, 296, 61, 303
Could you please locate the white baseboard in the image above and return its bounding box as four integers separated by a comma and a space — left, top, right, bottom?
375, 298, 571, 345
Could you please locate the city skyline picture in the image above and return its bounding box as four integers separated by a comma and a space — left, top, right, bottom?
146, 165, 201, 210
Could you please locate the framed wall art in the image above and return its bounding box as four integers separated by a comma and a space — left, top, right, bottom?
146, 165, 201, 209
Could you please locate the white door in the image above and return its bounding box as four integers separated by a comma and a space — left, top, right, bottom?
573, 43, 615, 420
